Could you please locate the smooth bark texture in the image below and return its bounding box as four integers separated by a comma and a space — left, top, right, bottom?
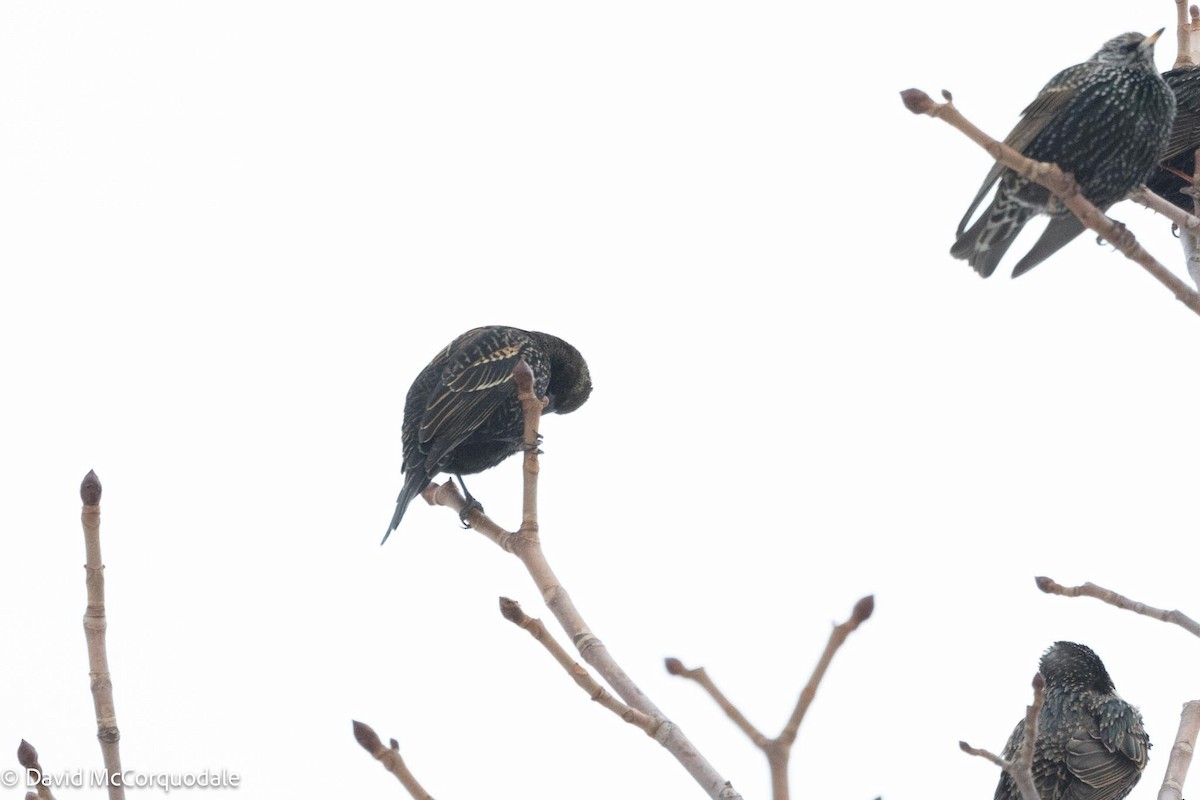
1158, 700, 1200, 800
79, 471, 125, 800
1036, 577, 1200, 637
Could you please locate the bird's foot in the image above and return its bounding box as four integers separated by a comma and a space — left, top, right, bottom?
458, 496, 484, 528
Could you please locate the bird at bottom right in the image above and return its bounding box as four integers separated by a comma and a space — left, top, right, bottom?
994, 641, 1149, 800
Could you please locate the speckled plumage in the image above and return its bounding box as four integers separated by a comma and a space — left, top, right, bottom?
995, 642, 1149, 800
952, 31, 1176, 278
1145, 66, 1200, 211
383, 326, 592, 543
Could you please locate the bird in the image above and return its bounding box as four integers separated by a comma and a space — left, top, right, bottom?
951, 30, 1176, 278
994, 641, 1149, 800
1145, 65, 1200, 212
383, 326, 593, 543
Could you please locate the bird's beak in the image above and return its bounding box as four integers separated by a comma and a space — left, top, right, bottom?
1143, 28, 1165, 50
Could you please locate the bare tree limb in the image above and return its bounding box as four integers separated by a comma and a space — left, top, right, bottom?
1174, 1, 1200, 68
17, 740, 56, 800
666, 595, 874, 800
79, 470, 125, 800
900, 88, 1200, 317
960, 673, 1046, 800
1035, 576, 1200, 637
421, 361, 742, 800
499, 597, 664, 737
352, 721, 435, 799
1158, 700, 1200, 800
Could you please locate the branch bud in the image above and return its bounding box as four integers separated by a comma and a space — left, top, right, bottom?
80, 469, 102, 505
499, 596, 526, 624
664, 657, 686, 676
16, 739, 37, 768
852, 595, 875, 623
352, 720, 382, 753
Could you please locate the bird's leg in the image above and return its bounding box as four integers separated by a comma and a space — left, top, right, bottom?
454, 474, 484, 527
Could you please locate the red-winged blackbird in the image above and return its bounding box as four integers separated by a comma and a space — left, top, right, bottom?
994, 641, 1149, 800
1146, 66, 1200, 211
952, 31, 1176, 278
383, 326, 592, 543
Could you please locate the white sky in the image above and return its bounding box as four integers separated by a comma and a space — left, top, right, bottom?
3, 1, 1199, 798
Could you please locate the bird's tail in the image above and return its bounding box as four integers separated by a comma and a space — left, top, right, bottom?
950, 198, 1030, 279
382, 470, 430, 545
1010, 214, 1085, 278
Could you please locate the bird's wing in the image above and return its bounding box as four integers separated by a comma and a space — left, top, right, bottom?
956, 66, 1083, 237
1062, 702, 1149, 800
1160, 69, 1200, 162
417, 332, 528, 467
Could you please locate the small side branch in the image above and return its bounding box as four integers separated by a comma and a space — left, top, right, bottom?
17, 740, 57, 800
351, 720, 435, 799
1158, 700, 1200, 800
960, 673, 1046, 800
1035, 577, 1200, 638
666, 596, 874, 800
79, 470, 125, 800
500, 597, 664, 737
900, 88, 1200, 317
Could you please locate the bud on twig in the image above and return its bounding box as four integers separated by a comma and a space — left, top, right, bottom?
80, 470, 102, 505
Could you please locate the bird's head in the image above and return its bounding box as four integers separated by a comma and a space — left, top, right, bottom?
1091, 29, 1164, 70
1039, 641, 1117, 693
535, 332, 593, 415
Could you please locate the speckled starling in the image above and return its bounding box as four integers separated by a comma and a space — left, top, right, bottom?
994, 641, 1149, 800
383, 326, 592, 543
1146, 65, 1200, 211
952, 30, 1176, 278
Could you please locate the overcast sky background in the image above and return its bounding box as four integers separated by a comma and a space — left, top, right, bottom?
3, 1, 1199, 798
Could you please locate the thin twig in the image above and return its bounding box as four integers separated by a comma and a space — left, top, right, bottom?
960, 673, 1046, 800
352, 721, 435, 799
900, 88, 1200, 317
79, 470, 125, 800
665, 596, 874, 800
1035, 577, 1200, 638
17, 740, 57, 800
499, 597, 664, 737
421, 361, 742, 800
1158, 700, 1200, 800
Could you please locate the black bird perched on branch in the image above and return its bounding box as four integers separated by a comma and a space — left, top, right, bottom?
383, 326, 592, 544
952, 30, 1175, 278
994, 641, 1149, 800
1146, 65, 1200, 212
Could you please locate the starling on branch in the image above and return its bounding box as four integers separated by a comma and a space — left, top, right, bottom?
383, 326, 593, 543
952, 30, 1175, 278
1145, 65, 1200, 211
994, 641, 1149, 800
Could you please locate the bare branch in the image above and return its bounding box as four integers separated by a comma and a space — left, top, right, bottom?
778, 595, 875, 747
901, 88, 1200, 317
664, 658, 770, 748
1174, 1, 1200, 68
1158, 700, 1200, 800
352, 720, 435, 799
500, 597, 664, 737
422, 364, 743, 800
79, 470, 125, 800
1035, 577, 1200, 637
960, 673, 1045, 800
667, 596, 874, 800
